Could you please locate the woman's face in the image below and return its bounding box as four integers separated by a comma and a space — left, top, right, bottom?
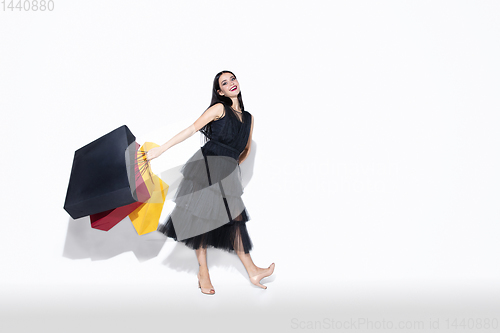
218, 73, 240, 97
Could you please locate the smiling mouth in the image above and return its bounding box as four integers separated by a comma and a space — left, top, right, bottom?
230, 85, 237, 91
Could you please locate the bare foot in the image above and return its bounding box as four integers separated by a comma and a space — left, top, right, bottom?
249, 263, 275, 289
197, 267, 215, 295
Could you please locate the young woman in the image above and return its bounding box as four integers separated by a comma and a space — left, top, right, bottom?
146, 71, 275, 295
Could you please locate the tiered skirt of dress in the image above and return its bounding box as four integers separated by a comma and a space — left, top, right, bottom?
157, 146, 253, 254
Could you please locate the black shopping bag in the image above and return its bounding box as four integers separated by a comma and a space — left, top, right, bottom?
63, 125, 138, 219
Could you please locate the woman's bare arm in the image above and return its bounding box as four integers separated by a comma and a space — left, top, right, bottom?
238, 114, 254, 164
146, 103, 224, 160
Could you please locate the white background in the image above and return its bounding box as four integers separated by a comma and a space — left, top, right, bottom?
1, 1, 499, 332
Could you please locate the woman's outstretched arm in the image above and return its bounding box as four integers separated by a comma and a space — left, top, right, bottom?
146, 103, 224, 161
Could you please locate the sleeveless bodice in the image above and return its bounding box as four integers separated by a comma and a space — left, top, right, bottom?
201, 104, 252, 160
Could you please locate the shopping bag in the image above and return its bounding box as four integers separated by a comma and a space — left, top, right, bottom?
128, 142, 169, 235
63, 125, 137, 219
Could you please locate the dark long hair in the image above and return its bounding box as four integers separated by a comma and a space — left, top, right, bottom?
199, 70, 245, 144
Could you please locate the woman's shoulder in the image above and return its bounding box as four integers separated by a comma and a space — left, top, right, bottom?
212, 103, 226, 122
211, 102, 225, 110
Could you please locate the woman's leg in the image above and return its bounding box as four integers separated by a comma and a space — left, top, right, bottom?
233, 226, 275, 289
195, 246, 215, 294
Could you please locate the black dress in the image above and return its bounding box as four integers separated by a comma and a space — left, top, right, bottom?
157, 103, 253, 254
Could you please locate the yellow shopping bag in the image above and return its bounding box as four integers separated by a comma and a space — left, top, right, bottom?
129, 142, 169, 235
